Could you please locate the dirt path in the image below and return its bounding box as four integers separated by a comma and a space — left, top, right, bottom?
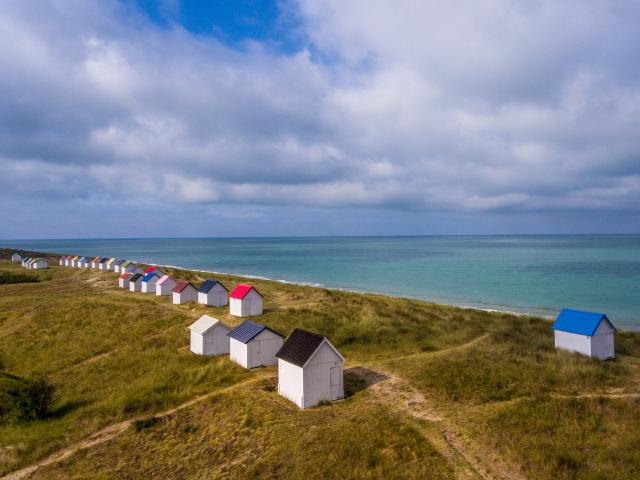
1, 375, 268, 480
346, 333, 524, 480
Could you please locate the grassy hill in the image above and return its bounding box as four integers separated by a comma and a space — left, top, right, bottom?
0, 256, 639, 479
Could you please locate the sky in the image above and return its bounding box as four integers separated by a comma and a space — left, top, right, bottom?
1, 0, 639, 238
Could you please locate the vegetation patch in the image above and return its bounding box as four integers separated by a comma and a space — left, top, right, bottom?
0, 373, 55, 423
131, 416, 161, 432
478, 397, 640, 480
0, 272, 39, 285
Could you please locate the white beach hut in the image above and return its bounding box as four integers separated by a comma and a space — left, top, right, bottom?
228, 320, 284, 369
112, 259, 125, 273
121, 262, 143, 275
155, 275, 177, 296
91, 257, 101, 268
188, 315, 231, 356
197, 279, 228, 307
105, 258, 117, 270
172, 281, 198, 304
65, 256, 75, 267
32, 258, 48, 269
229, 284, 263, 317
26, 258, 37, 269
12, 253, 22, 263
141, 272, 161, 293
98, 258, 109, 270
76, 257, 86, 268
552, 308, 616, 360
58, 256, 66, 266
128, 273, 144, 292
21, 257, 30, 268
118, 272, 132, 289
275, 328, 344, 409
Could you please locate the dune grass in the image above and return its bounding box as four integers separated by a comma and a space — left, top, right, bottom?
30, 380, 453, 480
1, 258, 639, 478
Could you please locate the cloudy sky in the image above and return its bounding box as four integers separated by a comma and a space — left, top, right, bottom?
1, 0, 639, 238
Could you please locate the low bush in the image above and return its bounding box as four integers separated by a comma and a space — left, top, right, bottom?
0, 272, 40, 285
0, 374, 55, 422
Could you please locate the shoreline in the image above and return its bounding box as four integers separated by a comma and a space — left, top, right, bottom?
154, 262, 553, 322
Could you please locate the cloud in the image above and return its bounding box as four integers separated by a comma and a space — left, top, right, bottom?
0, 0, 639, 237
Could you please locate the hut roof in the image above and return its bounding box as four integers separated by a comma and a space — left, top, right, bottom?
228, 320, 283, 344
119, 272, 132, 279
142, 272, 159, 282
552, 308, 616, 336
129, 273, 143, 283
275, 328, 343, 368
229, 284, 261, 300
156, 275, 173, 285
189, 315, 229, 335
173, 281, 194, 294
198, 279, 228, 293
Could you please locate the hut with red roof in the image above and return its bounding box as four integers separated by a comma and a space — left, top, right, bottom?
229, 284, 263, 317
118, 272, 132, 289
172, 281, 198, 305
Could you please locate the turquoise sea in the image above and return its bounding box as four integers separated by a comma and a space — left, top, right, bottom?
3, 235, 639, 329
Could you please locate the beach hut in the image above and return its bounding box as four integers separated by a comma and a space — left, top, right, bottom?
229, 284, 263, 317
98, 258, 109, 270
105, 258, 117, 270
128, 273, 144, 292
172, 281, 198, 305
141, 272, 161, 293
188, 315, 231, 356
118, 272, 132, 289
121, 262, 143, 275
58, 256, 66, 266
27, 258, 37, 269
76, 257, 86, 268
32, 258, 48, 269
275, 328, 344, 408
91, 257, 101, 268
112, 259, 125, 273
65, 256, 74, 267
21, 257, 30, 268
198, 279, 228, 307
12, 253, 22, 263
228, 320, 284, 369
155, 275, 177, 296
68, 256, 77, 267
552, 308, 616, 360
84, 257, 94, 268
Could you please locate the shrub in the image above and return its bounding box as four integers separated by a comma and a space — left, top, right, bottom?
131, 416, 160, 432
0, 272, 40, 285
14, 377, 56, 420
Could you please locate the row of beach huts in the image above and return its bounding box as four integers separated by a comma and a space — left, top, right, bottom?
51, 253, 344, 408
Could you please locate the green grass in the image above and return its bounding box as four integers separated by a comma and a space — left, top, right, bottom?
476, 397, 640, 479
32, 381, 453, 480
1, 258, 639, 478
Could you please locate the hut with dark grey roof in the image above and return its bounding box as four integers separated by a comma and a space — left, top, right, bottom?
275, 328, 344, 408
98, 257, 109, 270
228, 320, 284, 369
112, 259, 125, 273
188, 315, 231, 356
12, 253, 22, 263
128, 273, 144, 292
198, 279, 228, 307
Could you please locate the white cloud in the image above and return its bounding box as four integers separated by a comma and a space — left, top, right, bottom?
0, 0, 639, 237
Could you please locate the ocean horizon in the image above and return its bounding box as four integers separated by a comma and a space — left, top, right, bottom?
4, 234, 639, 329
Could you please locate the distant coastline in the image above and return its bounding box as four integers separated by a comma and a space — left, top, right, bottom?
3, 234, 639, 329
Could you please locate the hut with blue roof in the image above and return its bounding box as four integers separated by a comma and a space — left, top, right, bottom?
552, 308, 616, 360
141, 271, 162, 294
228, 320, 284, 369
197, 279, 228, 307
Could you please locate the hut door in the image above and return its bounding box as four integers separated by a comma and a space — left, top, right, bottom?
330, 367, 341, 400
606, 334, 614, 357
250, 341, 260, 367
